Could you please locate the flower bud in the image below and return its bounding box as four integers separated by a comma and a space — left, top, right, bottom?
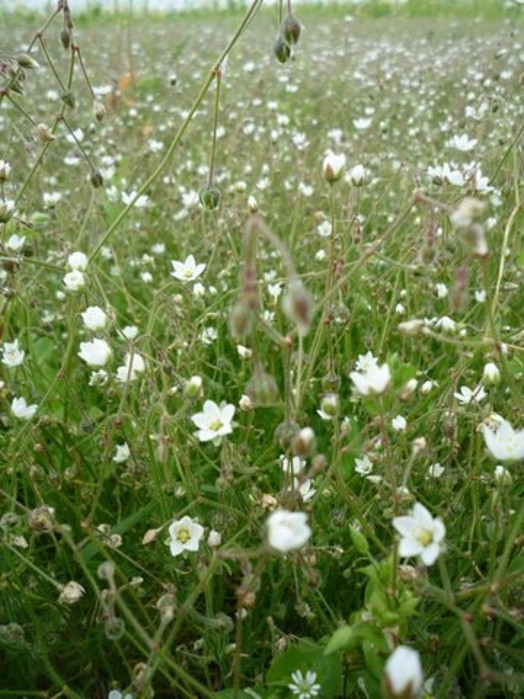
16, 53, 40, 69
247, 195, 258, 213
320, 393, 339, 418
323, 152, 346, 184
292, 426, 315, 456
383, 646, 423, 699
282, 280, 314, 336
60, 29, 71, 50
199, 184, 221, 210
0, 160, 12, 181
90, 170, 104, 189
28, 505, 55, 533
273, 35, 291, 64
280, 13, 302, 45
0, 200, 15, 224
61, 90, 76, 110
207, 529, 222, 547
348, 164, 367, 187
184, 375, 203, 399
482, 362, 500, 386
239, 394, 253, 412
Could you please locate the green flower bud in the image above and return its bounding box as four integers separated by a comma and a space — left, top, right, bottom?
61, 90, 76, 110
281, 13, 302, 46
273, 35, 291, 64
90, 170, 104, 189
199, 184, 221, 210
60, 29, 71, 50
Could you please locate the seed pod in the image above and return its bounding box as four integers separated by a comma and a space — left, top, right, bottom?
16, 53, 40, 69
93, 101, 106, 122
273, 35, 291, 64
199, 184, 221, 210
281, 13, 302, 46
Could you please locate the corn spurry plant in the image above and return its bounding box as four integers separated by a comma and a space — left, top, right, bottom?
0, 0, 523, 697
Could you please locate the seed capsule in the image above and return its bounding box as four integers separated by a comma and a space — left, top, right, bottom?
273, 36, 291, 64
281, 13, 302, 46
199, 184, 221, 210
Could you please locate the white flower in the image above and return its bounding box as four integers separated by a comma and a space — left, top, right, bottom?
63, 270, 86, 292
0, 199, 15, 223
482, 362, 500, 386
170, 254, 206, 282
121, 190, 149, 208
350, 362, 391, 396
435, 316, 457, 334
11, 396, 38, 420
392, 502, 446, 566
237, 344, 253, 360
384, 646, 423, 698
288, 669, 321, 699
454, 384, 486, 405
116, 352, 146, 382
119, 325, 139, 341
191, 400, 235, 443
167, 515, 204, 557
494, 465, 512, 486
113, 443, 130, 463
316, 220, 332, 238
481, 419, 524, 462
392, 415, 407, 432
266, 510, 311, 553
427, 463, 445, 479
108, 691, 134, 699
355, 455, 373, 476
294, 478, 316, 503
78, 339, 112, 367
448, 133, 477, 152
207, 529, 222, 547
323, 152, 346, 184
280, 455, 305, 476
89, 369, 108, 387
0, 159, 11, 180
58, 581, 86, 605
81, 306, 108, 331
5, 234, 25, 252
67, 251, 88, 271
355, 351, 379, 372
1, 339, 25, 368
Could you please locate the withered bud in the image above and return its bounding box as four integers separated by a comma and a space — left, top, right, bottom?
60, 29, 71, 50
28, 505, 55, 533
292, 426, 315, 456
282, 280, 314, 336
246, 371, 279, 406
281, 13, 302, 45
274, 420, 300, 449
199, 184, 221, 210
93, 101, 106, 122
229, 299, 253, 338
36, 123, 56, 142
273, 35, 291, 64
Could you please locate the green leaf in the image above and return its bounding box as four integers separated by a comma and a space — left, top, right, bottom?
325, 625, 356, 654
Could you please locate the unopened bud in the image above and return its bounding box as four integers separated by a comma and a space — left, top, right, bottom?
482, 362, 500, 386
281, 13, 302, 45
348, 164, 367, 187
93, 101, 106, 122
282, 280, 314, 336
90, 170, 104, 189
247, 195, 258, 213
36, 123, 56, 142
323, 152, 346, 184
292, 426, 315, 456
28, 505, 55, 533
239, 394, 253, 411
184, 375, 203, 399
199, 184, 221, 211
0, 199, 15, 224
61, 90, 76, 110
16, 53, 40, 69
273, 35, 291, 64
60, 29, 71, 50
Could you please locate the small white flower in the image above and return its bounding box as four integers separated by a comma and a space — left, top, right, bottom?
89, 369, 108, 387
1, 339, 25, 368
116, 352, 146, 382
237, 344, 252, 360
67, 251, 88, 271
355, 352, 378, 372
108, 690, 134, 699
392, 415, 407, 432
494, 465, 512, 486
348, 163, 367, 187
78, 339, 112, 367
81, 306, 108, 331
113, 443, 131, 463
280, 455, 305, 476
435, 315, 457, 334
119, 325, 139, 341
454, 384, 486, 405
167, 515, 204, 557
170, 254, 206, 282
448, 133, 477, 152
266, 509, 311, 553
355, 455, 373, 476
63, 270, 86, 292
384, 646, 423, 698
316, 220, 332, 238
11, 396, 38, 420
427, 463, 445, 479
393, 502, 445, 566
191, 400, 235, 443
0, 160, 11, 181
207, 529, 222, 547
288, 669, 321, 699
481, 419, 524, 462
350, 362, 391, 396
5, 234, 25, 252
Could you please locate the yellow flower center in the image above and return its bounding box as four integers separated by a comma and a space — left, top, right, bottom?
177, 527, 191, 543
417, 529, 433, 546
210, 418, 223, 432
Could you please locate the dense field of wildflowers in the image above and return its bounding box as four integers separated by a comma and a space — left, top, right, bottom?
0, 1, 523, 697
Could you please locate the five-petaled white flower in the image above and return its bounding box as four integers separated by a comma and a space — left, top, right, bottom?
454, 384, 486, 405
167, 515, 204, 557
481, 418, 524, 462
67, 251, 88, 271
266, 509, 311, 553
350, 362, 391, 397
393, 502, 445, 566
170, 254, 206, 282
78, 339, 112, 367
191, 400, 235, 443
384, 646, 423, 698
11, 396, 38, 420
288, 669, 321, 699
1, 339, 25, 368
113, 443, 131, 463
63, 270, 86, 292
